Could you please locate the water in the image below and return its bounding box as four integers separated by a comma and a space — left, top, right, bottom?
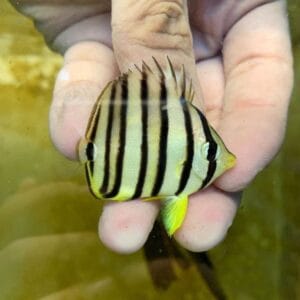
0, 1, 299, 299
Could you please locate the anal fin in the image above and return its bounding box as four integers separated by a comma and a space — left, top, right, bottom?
161, 195, 188, 236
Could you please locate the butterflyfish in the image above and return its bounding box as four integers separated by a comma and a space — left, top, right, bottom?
78, 57, 236, 236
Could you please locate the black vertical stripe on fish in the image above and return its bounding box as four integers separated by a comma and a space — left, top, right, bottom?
85, 163, 98, 198
195, 108, 218, 189
201, 160, 217, 189
132, 72, 149, 199
88, 160, 95, 176
89, 105, 101, 142
151, 78, 169, 196
86, 95, 101, 141
85, 142, 95, 161
86, 104, 101, 175
175, 97, 194, 195
197, 109, 218, 160
105, 76, 128, 198
100, 82, 116, 194
85, 141, 95, 175
85, 82, 113, 140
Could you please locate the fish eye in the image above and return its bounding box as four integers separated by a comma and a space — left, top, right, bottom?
201, 142, 219, 161
78, 139, 96, 163
85, 142, 95, 161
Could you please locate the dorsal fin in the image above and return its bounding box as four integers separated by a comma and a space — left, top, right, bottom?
152, 56, 165, 80
123, 57, 195, 103
167, 56, 177, 87
190, 90, 195, 103
165, 56, 180, 95
134, 64, 142, 74
176, 63, 194, 103
155, 57, 194, 103
180, 64, 186, 97
142, 60, 153, 74
187, 80, 194, 103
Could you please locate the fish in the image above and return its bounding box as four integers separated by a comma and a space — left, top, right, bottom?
78, 57, 236, 236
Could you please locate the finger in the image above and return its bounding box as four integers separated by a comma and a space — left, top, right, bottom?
172, 58, 233, 253
174, 187, 240, 252
111, 0, 204, 110
98, 0, 204, 253
99, 200, 160, 254
50, 41, 118, 159
215, 1, 293, 192
196, 56, 225, 127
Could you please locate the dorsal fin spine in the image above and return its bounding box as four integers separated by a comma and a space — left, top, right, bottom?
181, 64, 186, 98
152, 56, 165, 80
121, 57, 195, 103
167, 56, 177, 89
134, 64, 142, 74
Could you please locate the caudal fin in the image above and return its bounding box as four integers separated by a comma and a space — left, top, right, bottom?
161, 195, 188, 236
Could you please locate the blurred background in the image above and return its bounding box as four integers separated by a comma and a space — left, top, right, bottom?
0, 1, 299, 299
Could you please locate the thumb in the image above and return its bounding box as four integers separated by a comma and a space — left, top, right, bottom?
111, 0, 203, 108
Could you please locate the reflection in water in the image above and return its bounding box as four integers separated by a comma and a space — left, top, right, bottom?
0, 0, 300, 299
144, 221, 226, 299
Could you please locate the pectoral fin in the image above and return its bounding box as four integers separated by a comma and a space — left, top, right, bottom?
161, 195, 188, 236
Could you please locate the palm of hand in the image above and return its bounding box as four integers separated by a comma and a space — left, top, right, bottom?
12, 0, 293, 252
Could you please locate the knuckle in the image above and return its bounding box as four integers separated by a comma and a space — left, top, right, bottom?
148, 1, 184, 20
112, 0, 192, 55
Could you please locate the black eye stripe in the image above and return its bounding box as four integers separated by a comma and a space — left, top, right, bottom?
207, 141, 217, 162
86, 142, 94, 161
196, 109, 218, 162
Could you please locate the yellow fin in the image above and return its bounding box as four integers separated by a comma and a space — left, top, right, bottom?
161, 195, 188, 236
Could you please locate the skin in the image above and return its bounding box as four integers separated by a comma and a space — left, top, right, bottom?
11, 0, 293, 253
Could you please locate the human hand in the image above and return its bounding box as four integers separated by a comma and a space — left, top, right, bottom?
11, 0, 293, 253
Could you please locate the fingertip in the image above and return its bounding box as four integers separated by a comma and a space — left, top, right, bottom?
214, 160, 255, 193
64, 42, 115, 65
50, 82, 103, 160
98, 200, 159, 254
174, 188, 240, 252
49, 42, 118, 160
214, 108, 285, 192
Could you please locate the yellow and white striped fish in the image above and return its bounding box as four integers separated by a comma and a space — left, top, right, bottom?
78, 57, 236, 236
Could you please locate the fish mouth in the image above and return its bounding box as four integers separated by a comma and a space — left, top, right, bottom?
225, 152, 236, 170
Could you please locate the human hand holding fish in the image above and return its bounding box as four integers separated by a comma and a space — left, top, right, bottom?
11, 0, 293, 253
